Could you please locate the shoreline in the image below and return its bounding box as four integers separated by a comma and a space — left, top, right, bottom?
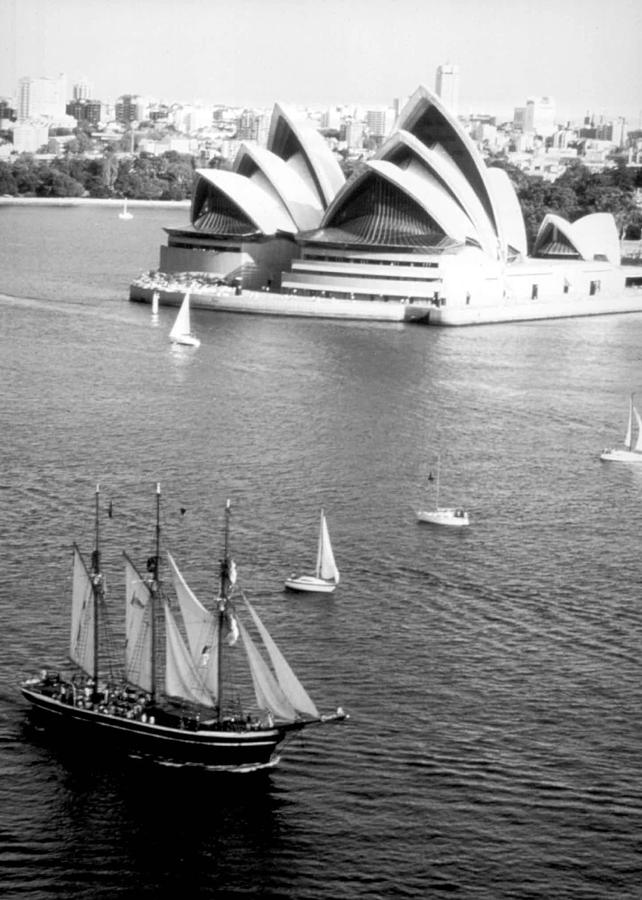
0, 196, 190, 208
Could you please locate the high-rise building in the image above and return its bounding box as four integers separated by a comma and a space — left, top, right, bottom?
435, 64, 459, 114
17, 74, 67, 122
72, 80, 93, 101
115, 94, 147, 125
66, 99, 104, 127
523, 97, 556, 138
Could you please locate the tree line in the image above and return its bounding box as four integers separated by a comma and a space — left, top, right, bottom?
1, 150, 641, 246
0, 151, 198, 201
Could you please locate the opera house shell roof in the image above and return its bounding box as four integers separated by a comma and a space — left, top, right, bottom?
179, 85, 534, 264
181, 103, 345, 241
156, 83, 622, 306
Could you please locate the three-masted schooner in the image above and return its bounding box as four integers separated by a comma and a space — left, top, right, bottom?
21, 486, 347, 771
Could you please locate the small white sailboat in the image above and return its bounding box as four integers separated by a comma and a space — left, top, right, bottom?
285, 509, 340, 594
417, 454, 469, 527
169, 292, 200, 347
600, 393, 642, 463
151, 290, 159, 318
118, 199, 133, 220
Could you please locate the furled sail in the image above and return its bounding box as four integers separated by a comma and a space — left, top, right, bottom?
124, 553, 153, 693
164, 605, 216, 708
167, 552, 218, 697
245, 599, 318, 718
69, 545, 95, 677
238, 620, 297, 722
317, 513, 340, 583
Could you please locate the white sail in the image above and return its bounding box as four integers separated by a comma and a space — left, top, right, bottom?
245, 599, 318, 718
625, 396, 633, 449
164, 605, 216, 708
151, 291, 159, 315
169, 293, 191, 341
124, 553, 153, 693
69, 545, 95, 677
634, 404, 642, 453
238, 620, 297, 722
166, 552, 219, 696
316, 511, 339, 583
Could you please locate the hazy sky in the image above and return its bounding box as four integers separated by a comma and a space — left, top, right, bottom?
1, 0, 641, 123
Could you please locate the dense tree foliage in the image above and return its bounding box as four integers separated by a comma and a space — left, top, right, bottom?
489, 158, 642, 248
0, 150, 198, 201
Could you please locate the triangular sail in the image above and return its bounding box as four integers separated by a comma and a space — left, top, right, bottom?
633, 403, 642, 453
124, 553, 153, 693
316, 511, 339, 583
164, 605, 216, 708
166, 551, 219, 697
625, 396, 633, 449
169, 293, 191, 340
245, 599, 319, 718
238, 620, 297, 722
69, 545, 95, 677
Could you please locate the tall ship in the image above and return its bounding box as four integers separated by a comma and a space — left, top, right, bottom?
21, 486, 347, 771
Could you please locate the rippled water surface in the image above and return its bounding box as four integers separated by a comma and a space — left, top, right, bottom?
1, 205, 642, 899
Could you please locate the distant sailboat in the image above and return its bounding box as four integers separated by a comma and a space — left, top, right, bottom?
118, 199, 133, 220
151, 291, 159, 317
169, 293, 200, 347
600, 393, 642, 463
285, 509, 340, 594
416, 453, 469, 527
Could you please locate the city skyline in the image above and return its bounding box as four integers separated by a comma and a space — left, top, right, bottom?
1, 0, 641, 125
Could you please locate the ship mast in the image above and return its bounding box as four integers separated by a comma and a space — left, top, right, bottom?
216, 499, 232, 722
149, 482, 161, 704
90, 484, 102, 703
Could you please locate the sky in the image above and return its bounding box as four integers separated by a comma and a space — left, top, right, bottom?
1, 0, 641, 125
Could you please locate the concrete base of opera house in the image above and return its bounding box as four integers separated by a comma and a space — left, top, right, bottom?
129, 284, 433, 322
129, 281, 642, 326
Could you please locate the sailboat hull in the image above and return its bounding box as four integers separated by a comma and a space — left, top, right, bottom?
284, 575, 337, 593
417, 507, 470, 527
21, 686, 295, 771
171, 335, 201, 347
599, 448, 642, 463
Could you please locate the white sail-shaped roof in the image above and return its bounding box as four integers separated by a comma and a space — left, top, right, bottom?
191, 168, 297, 235
233, 143, 325, 231
532, 212, 620, 262
395, 85, 503, 244
376, 130, 498, 256
485, 167, 528, 257
267, 103, 344, 208
124, 554, 153, 693
571, 213, 621, 265
320, 160, 478, 245
70, 545, 95, 677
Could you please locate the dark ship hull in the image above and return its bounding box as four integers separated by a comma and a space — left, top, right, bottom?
21, 687, 298, 771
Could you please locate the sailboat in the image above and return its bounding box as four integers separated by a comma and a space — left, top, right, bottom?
416, 454, 469, 527
20, 487, 347, 771
285, 509, 340, 593
151, 290, 159, 318
169, 292, 200, 347
600, 393, 642, 463
118, 199, 133, 220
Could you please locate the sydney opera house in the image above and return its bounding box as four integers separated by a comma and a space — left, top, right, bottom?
130, 85, 639, 325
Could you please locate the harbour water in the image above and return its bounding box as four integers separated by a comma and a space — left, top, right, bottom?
1, 204, 642, 898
